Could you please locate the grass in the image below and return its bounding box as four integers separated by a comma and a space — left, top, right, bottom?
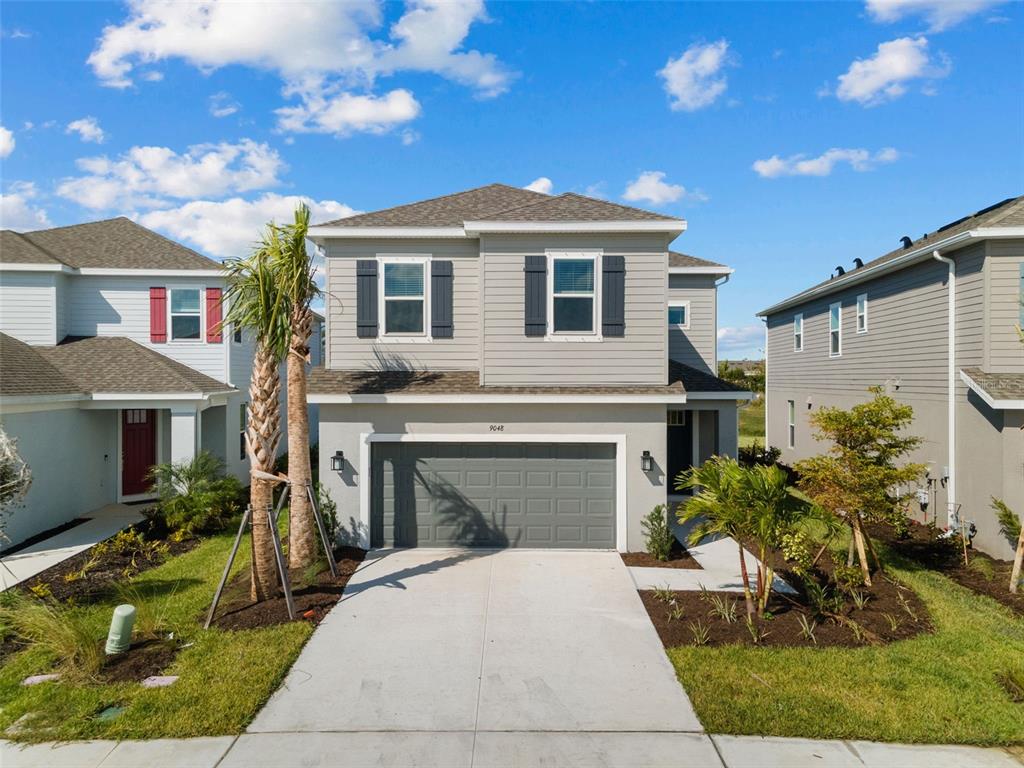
668, 552, 1024, 745
738, 395, 765, 449
0, 528, 313, 743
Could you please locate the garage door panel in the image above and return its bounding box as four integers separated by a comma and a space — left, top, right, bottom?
372, 442, 616, 549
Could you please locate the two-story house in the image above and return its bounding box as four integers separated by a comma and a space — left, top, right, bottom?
0, 217, 319, 548
759, 195, 1024, 558
308, 184, 749, 551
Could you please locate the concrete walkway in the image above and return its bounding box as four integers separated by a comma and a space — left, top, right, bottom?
2, 733, 1018, 767
0, 504, 144, 590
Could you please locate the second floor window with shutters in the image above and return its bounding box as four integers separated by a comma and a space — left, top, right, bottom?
550, 254, 597, 334
170, 288, 202, 341
382, 259, 426, 336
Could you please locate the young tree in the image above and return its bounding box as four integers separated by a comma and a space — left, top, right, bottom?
795, 387, 926, 587
992, 497, 1024, 594
223, 242, 290, 601
267, 204, 321, 571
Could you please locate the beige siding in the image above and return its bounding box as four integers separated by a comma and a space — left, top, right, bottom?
987, 239, 1024, 372
480, 234, 671, 386
324, 238, 481, 371
667, 274, 716, 373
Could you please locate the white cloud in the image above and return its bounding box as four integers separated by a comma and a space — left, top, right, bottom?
835, 37, 950, 106
658, 39, 732, 112
752, 147, 900, 178
717, 325, 764, 354
66, 117, 106, 143
137, 193, 358, 260
1, 182, 52, 231
275, 88, 421, 136
622, 171, 707, 205
0, 125, 14, 158
209, 91, 240, 118
57, 139, 285, 210
865, 0, 1007, 32
87, 0, 512, 136
524, 177, 553, 194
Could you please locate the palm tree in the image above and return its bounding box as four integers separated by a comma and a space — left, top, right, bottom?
223, 240, 290, 601
268, 204, 321, 571
676, 457, 756, 618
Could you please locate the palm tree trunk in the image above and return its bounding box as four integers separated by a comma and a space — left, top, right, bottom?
286, 311, 316, 571
248, 341, 282, 601
1010, 525, 1024, 594
738, 545, 755, 618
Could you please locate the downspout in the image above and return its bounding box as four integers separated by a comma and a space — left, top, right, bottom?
932, 250, 956, 529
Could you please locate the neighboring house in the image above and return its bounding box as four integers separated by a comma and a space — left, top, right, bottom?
307, 183, 749, 551
759, 195, 1024, 558
0, 218, 316, 548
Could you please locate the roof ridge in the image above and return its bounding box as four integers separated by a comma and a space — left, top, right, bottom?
19, 216, 130, 235
558, 192, 684, 221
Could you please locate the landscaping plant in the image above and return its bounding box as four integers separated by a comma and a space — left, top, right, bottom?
0, 425, 31, 546
795, 387, 926, 587
641, 504, 674, 561
992, 497, 1024, 593
0, 592, 104, 681
147, 452, 242, 537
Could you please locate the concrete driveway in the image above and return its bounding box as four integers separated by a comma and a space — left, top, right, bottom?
244, 548, 709, 766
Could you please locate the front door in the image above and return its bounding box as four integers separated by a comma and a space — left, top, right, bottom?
122, 409, 156, 496
667, 410, 693, 491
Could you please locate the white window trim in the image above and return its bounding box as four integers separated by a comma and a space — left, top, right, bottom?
668, 301, 690, 330
545, 250, 602, 342
793, 312, 803, 352
856, 293, 868, 334
829, 301, 842, 358
787, 400, 795, 449
376, 254, 432, 343
167, 285, 205, 344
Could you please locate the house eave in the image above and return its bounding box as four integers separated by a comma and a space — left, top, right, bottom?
464, 220, 686, 236
309, 392, 690, 405
309, 226, 468, 241
668, 266, 734, 276
960, 370, 1024, 410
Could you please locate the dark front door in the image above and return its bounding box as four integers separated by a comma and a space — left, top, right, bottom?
667, 410, 693, 491
122, 409, 156, 496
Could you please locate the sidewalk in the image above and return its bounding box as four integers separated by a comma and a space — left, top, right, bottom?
1, 734, 1019, 767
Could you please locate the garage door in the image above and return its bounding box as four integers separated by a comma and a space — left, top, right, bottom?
371, 442, 616, 548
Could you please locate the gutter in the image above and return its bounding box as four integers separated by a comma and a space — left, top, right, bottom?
932, 249, 957, 530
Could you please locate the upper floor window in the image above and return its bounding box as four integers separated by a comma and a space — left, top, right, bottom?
550, 253, 597, 334
170, 288, 202, 341
829, 302, 842, 357
233, 326, 242, 344
793, 313, 803, 352
856, 293, 868, 333
668, 301, 689, 329
382, 259, 427, 336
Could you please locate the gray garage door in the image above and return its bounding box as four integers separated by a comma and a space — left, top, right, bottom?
371, 442, 616, 548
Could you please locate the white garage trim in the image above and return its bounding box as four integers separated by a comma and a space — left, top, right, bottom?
358, 432, 628, 552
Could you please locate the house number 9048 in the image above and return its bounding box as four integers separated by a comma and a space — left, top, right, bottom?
489, 424, 504, 432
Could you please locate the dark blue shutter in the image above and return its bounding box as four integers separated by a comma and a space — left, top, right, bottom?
431, 260, 453, 338
602, 255, 625, 337
356, 260, 378, 338
524, 255, 547, 337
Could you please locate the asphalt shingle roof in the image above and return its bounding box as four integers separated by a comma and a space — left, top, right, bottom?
0, 333, 233, 397
962, 367, 1024, 402
668, 251, 726, 269
317, 183, 681, 227
1, 218, 221, 271
762, 195, 1024, 314
308, 361, 747, 397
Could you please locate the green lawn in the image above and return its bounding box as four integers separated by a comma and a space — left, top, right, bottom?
0, 530, 313, 743
668, 554, 1024, 745
738, 395, 765, 449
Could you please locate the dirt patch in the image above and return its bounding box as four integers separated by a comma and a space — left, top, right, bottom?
868, 521, 1024, 618
100, 639, 178, 684
621, 540, 701, 569
209, 546, 366, 631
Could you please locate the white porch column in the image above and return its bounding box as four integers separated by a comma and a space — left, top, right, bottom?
719, 404, 739, 459
169, 406, 199, 464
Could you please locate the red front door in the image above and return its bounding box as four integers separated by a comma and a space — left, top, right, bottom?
122, 409, 156, 496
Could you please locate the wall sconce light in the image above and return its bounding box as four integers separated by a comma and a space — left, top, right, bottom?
330, 450, 345, 472
641, 450, 653, 472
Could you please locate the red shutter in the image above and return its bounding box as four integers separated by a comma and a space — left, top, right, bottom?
149, 287, 167, 343
206, 287, 223, 343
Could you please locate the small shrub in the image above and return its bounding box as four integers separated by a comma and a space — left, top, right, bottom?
666, 604, 686, 622
738, 441, 781, 468
28, 582, 53, 601
744, 616, 768, 644
993, 497, 1022, 547
316, 481, 339, 545
641, 505, 674, 562
849, 620, 866, 644
709, 594, 738, 623
896, 591, 919, 623
882, 612, 901, 633
114, 582, 182, 641
91, 527, 169, 579
689, 619, 711, 646
146, 451, 242, 537
850, 590, 870, 611
832, 563, 863, 595
697, 585, 712, 603
781, 531, 813, 576
797, 613, 817, 644
803, 578, 844, 618
652, 585, 675, 604
0, 593, 104, 681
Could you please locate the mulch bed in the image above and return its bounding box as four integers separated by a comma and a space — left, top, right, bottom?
867, 521, 1024, 618
208, 546, 366, 631
100, 639, 178, 683
19, 519, 198, 604
621, 540, 701, 569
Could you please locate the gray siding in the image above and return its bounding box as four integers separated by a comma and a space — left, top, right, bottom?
324, 239, 480, 371
667, 274, 717, 374
987, 239, 1024, 372
480, 234, 671, 386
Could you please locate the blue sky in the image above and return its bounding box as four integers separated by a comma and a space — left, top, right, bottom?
1, 0, 1021, 359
